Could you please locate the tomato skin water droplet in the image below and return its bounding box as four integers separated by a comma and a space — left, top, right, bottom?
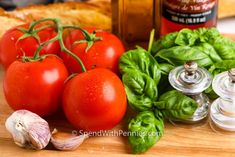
160, 0, 218, 35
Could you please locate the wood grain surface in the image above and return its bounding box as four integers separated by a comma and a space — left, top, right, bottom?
1, 35, 235, 157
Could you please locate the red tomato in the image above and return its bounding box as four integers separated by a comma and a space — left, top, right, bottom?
60, 28, 125, 74
3, 56, 68, 117
0, 24, 60, 69
63, 68, 127, 131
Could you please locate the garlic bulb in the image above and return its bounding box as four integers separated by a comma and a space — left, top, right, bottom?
5, 110, 51, 150
51, 129, 88, 151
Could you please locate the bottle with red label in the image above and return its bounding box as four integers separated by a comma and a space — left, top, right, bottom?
160, 0, 218, 35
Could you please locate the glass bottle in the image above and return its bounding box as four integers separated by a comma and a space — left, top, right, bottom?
210, 69, 235, 131
169, 61, 212, 123
112, 0, 161, 43
160, 0, 218, 35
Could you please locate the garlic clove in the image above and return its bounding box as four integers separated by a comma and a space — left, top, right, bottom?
5, 110, 51, 150
51, 128, 88, 151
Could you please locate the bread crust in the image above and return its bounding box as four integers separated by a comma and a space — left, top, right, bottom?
0, 1, 111, 38
7, 1, 111, 31
0, 7, 24, 37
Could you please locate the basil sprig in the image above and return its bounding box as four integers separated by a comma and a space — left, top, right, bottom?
119, 45, 197, 154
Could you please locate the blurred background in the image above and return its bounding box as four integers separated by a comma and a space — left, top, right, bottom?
0, 0, 234, 35
0, 0, 88, 10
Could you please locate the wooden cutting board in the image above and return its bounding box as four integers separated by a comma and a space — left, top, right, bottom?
1, 34, 235, 157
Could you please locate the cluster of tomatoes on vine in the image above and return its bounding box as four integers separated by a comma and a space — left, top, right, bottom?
0, 18, 127, 132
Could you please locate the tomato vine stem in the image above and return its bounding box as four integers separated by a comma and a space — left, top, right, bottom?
18, 18, 105, 73
24, 18, 88, 73
62, 25, 102, 52
58, 25, 87, 72
28, 18, 57, 33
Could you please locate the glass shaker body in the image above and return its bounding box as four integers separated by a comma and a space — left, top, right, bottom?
169, 61, 212, 123
210, 69, 235, 131
160, 0, 218, 35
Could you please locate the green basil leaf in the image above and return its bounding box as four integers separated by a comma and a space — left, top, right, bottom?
175, 29, 198, 46
159, 63, 174, 75
212, 37, 235, 60
209, 60, 235, 76
194, 27, 220, 44
122, 70, 158, 111
204, 86, 218, 99
128, 111, 164, 154
119, 46, 161, 85
193, 27, 208, 43
155, 46, 213, 67
157, 75, 173, 96
193, 43, 222, 63
155, 90, 197, 120
151, 32, 178, 56
158, 63, 174, 95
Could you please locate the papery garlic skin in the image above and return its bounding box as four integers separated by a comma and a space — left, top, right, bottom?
51, 129, 89, 151
5, 110, 51, 150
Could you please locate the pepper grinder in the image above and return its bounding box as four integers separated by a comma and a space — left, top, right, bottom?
169, 61, 212, 123
210, 68, 235, 131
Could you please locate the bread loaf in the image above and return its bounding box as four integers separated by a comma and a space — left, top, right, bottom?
0, 1, 111, 37
7, 1, 111, 30
0, 8, 24, 37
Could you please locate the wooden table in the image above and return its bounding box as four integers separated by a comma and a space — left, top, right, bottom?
1, 35, 235, 157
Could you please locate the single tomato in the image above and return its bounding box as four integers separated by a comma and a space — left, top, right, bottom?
63, 68, 127, 131
0, 23, 60, 69
3, 56, 68, 117
60, 28, 125, 74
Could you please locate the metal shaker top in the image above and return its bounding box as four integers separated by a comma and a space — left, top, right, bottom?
169, 61, 212, 95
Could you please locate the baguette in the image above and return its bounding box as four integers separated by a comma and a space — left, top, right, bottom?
7, 2, 111, 31
0, 8, 24, 37
0, 1, 111, 38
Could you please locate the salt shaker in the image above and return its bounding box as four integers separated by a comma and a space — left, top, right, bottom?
169, 61, 212, 123
210, 68, 235, 131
